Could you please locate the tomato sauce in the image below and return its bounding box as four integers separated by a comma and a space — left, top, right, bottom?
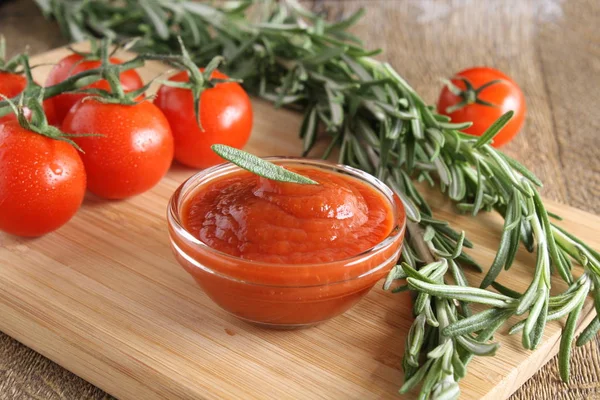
183, 167, 394, 263
169, 162, 405, 327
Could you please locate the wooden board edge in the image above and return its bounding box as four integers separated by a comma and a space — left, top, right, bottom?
486, 303, 597, 399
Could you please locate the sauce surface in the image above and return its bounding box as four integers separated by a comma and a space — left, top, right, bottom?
183, 167, 395, 264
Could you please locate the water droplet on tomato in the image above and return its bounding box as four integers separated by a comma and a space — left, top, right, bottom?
50, 162, 63, 176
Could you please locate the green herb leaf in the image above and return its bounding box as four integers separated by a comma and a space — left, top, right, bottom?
443, 308, 509, 337
473, 111, 514, 149
576, 316, 600, 347
211, 145, 318, 185
139, 0, 170, 40
399, 359, 434, 394
456, 334, 499, 356
559, 298, 585, 382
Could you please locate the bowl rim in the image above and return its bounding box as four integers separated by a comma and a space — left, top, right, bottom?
167, 156, 406, 269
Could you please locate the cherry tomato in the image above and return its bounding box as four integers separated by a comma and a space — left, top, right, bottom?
437, 67, 526, 147
0, 71, 58, 125
0, 120, 86, 237
154, 69, 253, 169
61, 99, 173, 199
45, 54, 144, 124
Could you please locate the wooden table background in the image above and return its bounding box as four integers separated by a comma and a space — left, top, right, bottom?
0, 0, 598, 399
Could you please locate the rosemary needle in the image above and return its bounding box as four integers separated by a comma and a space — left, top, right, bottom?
211, 144, 318, 185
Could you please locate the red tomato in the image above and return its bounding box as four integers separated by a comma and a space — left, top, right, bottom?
154, 69, 253, 169
61, 99, 174, 199
0, 120, 86, 236
0, 72, 58, 125
437, 67, 526, 147
45, 54, 144, 124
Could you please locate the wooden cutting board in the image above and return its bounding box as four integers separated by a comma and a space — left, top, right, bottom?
0, 45, 598, 400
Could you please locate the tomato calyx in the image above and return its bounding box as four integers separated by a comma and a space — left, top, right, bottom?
0, 38, 137, 120
0, 90, 95, 151
156, 38, 242, 131
0, 51, 50, 119
62, 38, 138, 72
62, 38, 152, 106
442, 77, 504, 114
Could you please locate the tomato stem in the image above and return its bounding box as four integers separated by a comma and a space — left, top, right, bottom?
100, 38, 128, 101
0, 56, 145, 118
0, 37, 239, 121
0, 92, 90, 151
20, 54, 35, 83
160, 38, 240, 131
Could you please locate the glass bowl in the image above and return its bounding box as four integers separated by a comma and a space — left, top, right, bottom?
167, 158, 406, 329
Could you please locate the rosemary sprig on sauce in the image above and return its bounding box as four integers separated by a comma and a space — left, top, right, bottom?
211, 144, 317, 185
24, 1, 600, 398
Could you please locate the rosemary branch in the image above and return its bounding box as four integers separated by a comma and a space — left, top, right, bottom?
29, 0, 600, 398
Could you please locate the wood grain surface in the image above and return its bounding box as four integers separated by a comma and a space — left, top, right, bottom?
0, 0, 598, 399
